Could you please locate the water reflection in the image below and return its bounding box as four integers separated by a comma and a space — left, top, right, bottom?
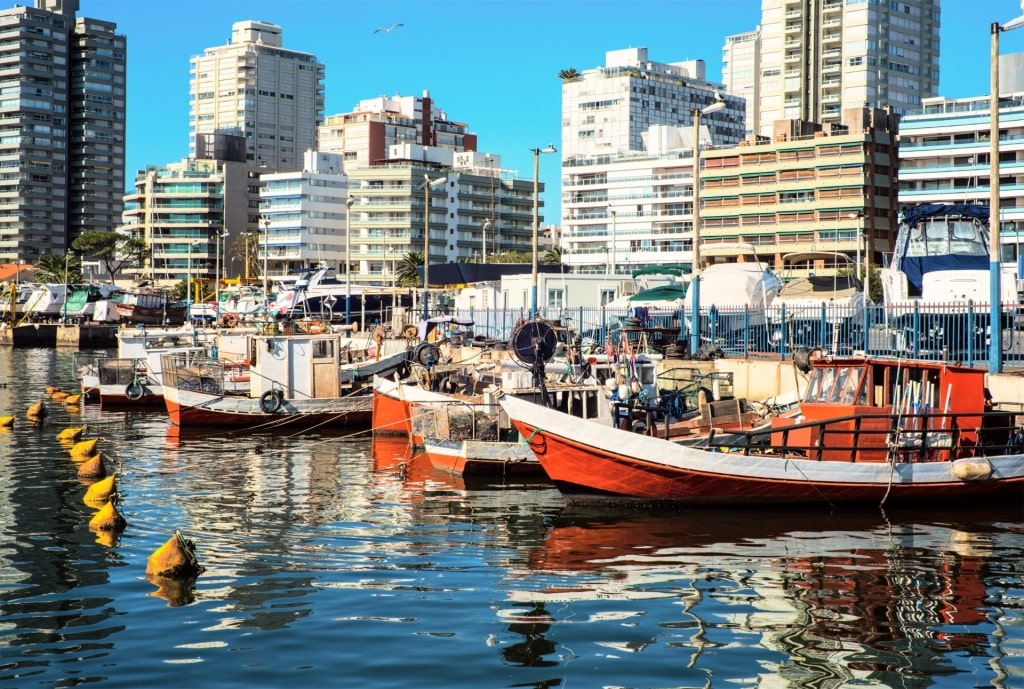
509, 508, 1023, 688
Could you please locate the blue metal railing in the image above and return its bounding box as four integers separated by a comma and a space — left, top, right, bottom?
427, 301, 1024, 371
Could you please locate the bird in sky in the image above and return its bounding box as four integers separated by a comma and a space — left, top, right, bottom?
374, 23, 403, 35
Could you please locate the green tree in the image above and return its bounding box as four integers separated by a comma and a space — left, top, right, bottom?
558, 67, 581, 82
34, 253, 81, 283
396, 251, 424, 287
544, 246, 563, 265
72, 231, 149, 282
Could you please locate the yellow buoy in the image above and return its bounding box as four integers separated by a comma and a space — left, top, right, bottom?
89, 493, 127, 532
83, 474, 115, 506
45, 386, 60, 395
63, 394, 83, 406
78, 453, 106, 479
0, 416, 14, 428
51, 391, 69, 402
56, 425, 87, 441
147, 530, 201, 579
69, 437, 100, 460
27, 401, 46, 419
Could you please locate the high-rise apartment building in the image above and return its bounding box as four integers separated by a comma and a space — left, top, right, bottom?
725, 0, 939, 137
722, 29, 761, 137
189, 20, 325, 172
320, 92, 539, 271
123, 158, 254, 286
318, 92, 477, 169
560, 47, 745, 275
0, 0, 126, 265
259, 151, 349, 276
699, 106, 900, 275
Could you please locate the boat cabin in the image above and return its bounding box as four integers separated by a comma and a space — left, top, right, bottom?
772, 356, 989, 461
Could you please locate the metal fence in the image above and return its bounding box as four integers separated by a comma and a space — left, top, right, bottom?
425, 302, 1024, 371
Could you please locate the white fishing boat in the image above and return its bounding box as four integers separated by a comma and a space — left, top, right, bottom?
161, 330, 412, 428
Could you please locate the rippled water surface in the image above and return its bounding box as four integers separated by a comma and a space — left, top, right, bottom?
1, 349, 1022, 689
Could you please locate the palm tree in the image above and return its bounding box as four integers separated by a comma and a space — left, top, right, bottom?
543, 246, 563, 265
396, 251, 424, 287
558, 67, 581, 82
34, 253, 81, 283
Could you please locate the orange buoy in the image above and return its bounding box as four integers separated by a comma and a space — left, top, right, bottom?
147, 530, 201, 579
88, 493, 126, 532
78, 453, 106, 479
45, 386, 60, 395
27, 401, 46, 419
69, 437, 100, 460
83, 474, 115, 506
57, 425, 87, 441
51, 391, 69, 402
63, 394, 83, 405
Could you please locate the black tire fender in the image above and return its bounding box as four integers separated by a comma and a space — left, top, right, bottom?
259, 389, 283, 414
125, 382, 144, 401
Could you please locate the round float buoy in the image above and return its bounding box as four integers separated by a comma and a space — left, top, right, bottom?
259, 389, 283, 414
70, 437, 100, 460
147, 530, 201, 579
221, 313, 239, 328
84, 474, 116, 506
56, 425, 86, 441
78, 453, 106, 479
125, 381, 144, 401
89, 493, 126, 532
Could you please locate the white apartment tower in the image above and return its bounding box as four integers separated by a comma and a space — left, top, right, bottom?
561, 48, 745, 159
722, 28, 761, 137
0, 0, 126, 265
727, 0, 940, 137
259, 151, 349, 276
560, 47, 745, 275
189, 21, 325, 172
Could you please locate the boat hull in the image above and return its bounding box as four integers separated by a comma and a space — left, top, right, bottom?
500, 395, 1024, 507
422, 436, 543, 478
164, 385, 373, 428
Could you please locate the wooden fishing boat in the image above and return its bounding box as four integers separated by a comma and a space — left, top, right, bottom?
161, 330, 411, 428
500, 355, 1024, 507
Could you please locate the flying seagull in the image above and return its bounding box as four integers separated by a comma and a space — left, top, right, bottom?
374, 23, 403, 35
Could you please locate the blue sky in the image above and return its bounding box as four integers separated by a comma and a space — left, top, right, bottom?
84, 0, 1024, 221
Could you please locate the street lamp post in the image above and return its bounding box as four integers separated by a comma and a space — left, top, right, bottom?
607, 207, 616, 276
689, 96, 727, 356
422, 174, 446, 319
187, 241, 200, 323
215, 228, 229, 320
530, 144, 557, 318
346, 197, 355, 325
988, 8, 1024, 373
62, 250, 74, 323
262, 216, 270, 312
481, 219, 491, 264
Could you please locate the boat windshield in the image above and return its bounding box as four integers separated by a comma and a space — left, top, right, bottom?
906, 219, 988, 258
803, 365, 865, 405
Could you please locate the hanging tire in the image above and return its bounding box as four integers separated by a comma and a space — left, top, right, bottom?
125, 382, 144, 401
259, 389, 282, 414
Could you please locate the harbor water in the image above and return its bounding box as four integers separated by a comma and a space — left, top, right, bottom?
1, 349, 1022, 689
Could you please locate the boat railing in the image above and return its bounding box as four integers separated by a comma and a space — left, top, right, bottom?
160, 353, 248, 396
73, 351, 109, 381
618, 405, 1023, 463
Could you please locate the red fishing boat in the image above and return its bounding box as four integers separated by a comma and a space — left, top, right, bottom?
501, 355, 1024, 507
